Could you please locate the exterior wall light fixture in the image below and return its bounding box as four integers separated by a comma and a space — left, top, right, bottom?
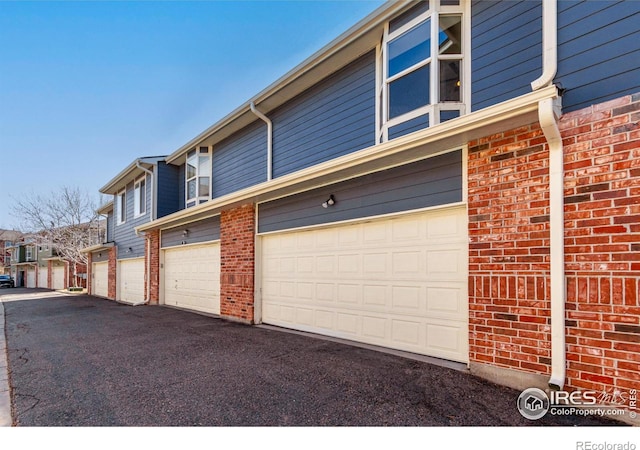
322, 195, 336, 208
182, 229, 189, 237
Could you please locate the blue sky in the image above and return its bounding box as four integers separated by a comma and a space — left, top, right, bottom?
0, 0, 384, 229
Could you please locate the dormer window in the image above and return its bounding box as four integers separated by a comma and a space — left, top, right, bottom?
186, 146, 211, 208
378, 0, 467, 142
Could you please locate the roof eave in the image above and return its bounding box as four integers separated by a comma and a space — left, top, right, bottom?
99, 156, 166, 195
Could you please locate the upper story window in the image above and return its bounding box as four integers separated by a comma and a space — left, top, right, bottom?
378, 0, 467, 142
26, 246, 33, 261
134, 176, 147, 217
116, 190, 126, 225
186, 146, 211, 208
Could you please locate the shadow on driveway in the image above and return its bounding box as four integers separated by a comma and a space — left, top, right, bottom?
1, 290, 624, 426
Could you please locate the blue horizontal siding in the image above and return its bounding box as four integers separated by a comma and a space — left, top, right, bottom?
161, 216, 220, 248
271, 50, 376, 178
156, 162, 181, 219
113, 175, 151, 260
471, 0, 542, 111
212, 120, 267, 198
556, 0, 640, 112
258, 150, 462, 233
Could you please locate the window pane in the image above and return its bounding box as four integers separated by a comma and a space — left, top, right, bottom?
389, 1, 430, 34
439, 15, 462, 55
187, 179, 196, 200
198, 177, 210, 197
441, 0, 459, 6
439, 59, 460, 101
198, 155, 209, 173
389, 64, 430, 119
187, 161, 196, 180
388, 19, 430, 77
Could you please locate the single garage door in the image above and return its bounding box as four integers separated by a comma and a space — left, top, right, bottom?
26, 267, 36, 288
118, 258, 145, 304
52, 265, 65, 290
92, 261, 109, 298
37, 266, 48, 288
261, 206, 468, 363
163, 242, 220, 315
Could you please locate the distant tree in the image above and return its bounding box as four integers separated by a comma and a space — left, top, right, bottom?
10, 187, 104, 288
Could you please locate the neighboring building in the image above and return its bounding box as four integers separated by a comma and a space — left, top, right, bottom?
93, 0, 640, 419
0, 229, 22, 275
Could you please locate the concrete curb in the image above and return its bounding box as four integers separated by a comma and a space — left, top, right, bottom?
0, 297, 13, 426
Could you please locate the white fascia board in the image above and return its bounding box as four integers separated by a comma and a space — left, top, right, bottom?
137, 85, 559, 234
165, 1, 412, 165
81, 242, 115, 254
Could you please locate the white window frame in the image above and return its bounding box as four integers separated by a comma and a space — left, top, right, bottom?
26, 246, 33, 261
134, 175, 147, 218
116, 190, 126, 225
377, 0, 469, 143
185, 145, 212, 208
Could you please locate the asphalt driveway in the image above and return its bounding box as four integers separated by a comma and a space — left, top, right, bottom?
0, 289, 623, 426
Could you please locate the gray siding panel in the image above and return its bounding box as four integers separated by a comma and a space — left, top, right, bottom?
258, 150, 462, 233
471, 0, 542, 111
557, 1, 640, 112
91, 250, 110, 263
113, 175, 151, 260
161, 215, 220, 248
156, 162, 181, 218
271, 50, 376, 178
213, 120, 268, 198
106, 212, 114, 243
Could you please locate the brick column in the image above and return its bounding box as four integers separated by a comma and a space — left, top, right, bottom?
47, 260, 52, 289
220, 203, 256, 323
468, 123, 552, 378
108, 246, 117, 300
145, 230, 160, 305
87, 253, 93, 294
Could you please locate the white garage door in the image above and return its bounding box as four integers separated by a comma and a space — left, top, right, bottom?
37, 267, 48, 288
118, 258, 145, 304
163, 243, 220, 315
26, 268, 36, 288
52, 265, 65, 290
261, 206, 468, 363
92, 261, 109, 298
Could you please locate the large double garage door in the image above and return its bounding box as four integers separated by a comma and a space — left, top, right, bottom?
163, 243, 220, 315
260, 207, 468, 362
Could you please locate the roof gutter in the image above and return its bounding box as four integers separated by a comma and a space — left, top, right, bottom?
250, 102, 273, 181
532, 0, 565, 390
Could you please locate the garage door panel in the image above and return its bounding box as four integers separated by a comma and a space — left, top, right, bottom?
26, 269, 36, 288
261, 206, 468, 363
52, 266, 65, 290
163, 243, 220, 315
92, 261, 109, 298
37, 267, 48, 288
118, 258, 145, 303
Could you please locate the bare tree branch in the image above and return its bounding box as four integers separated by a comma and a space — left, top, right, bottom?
10, 187, 104, 287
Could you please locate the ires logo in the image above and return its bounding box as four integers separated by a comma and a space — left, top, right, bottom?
517, 388, 635, 421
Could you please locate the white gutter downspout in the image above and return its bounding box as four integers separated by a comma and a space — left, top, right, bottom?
531, 0, 565, 390
250, 102, 273, 181
135, 161, 154, 306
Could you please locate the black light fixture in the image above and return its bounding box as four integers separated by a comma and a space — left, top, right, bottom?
322, 195, 336, 209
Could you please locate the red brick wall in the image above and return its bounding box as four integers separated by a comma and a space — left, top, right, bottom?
469, 92, 640, 401
220, 203, 255, 323
561, 93, 640, 394
108, 246, 117, 300
145, 230, 160, 305
468, 123, 552, 374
